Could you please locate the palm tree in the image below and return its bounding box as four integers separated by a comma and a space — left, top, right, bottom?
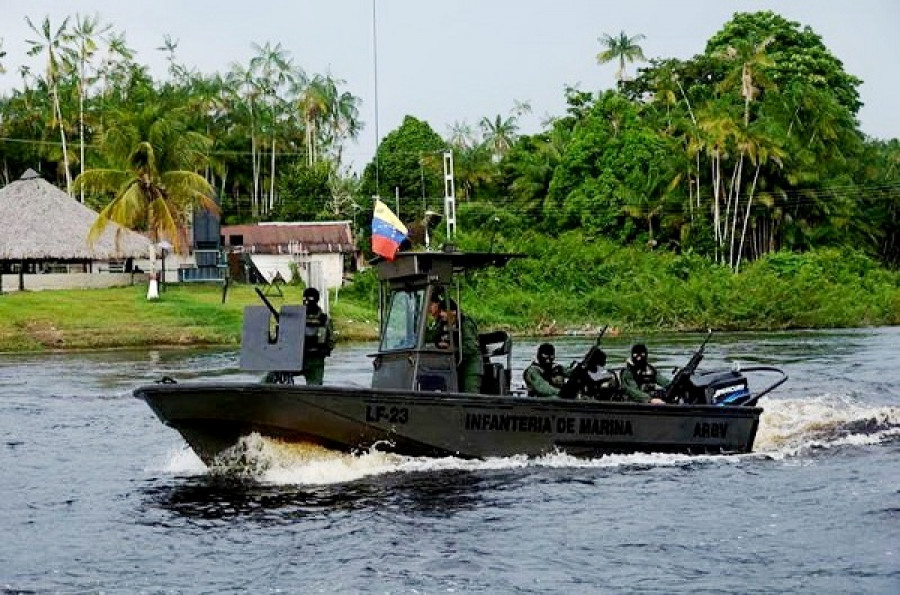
74, 103, 217, 251
447, 120, 476, 150
226, 61, 262, 217
156, 34, 187, 80
717, 37, 775, 126
25, 15, 74, 194
69, 13, 111, 202
296, 73, 331, 167
250, 41, 294, 211
325, 81, 362, 167
480, 113, 518, 161
0, 38, 6, 75
734, 124, 785, 271
97, 31, 135, 104
596, 30, 647, 84
693, 99, 740, 263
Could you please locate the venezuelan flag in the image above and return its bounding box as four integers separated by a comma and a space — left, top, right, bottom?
371, 199, 408, 261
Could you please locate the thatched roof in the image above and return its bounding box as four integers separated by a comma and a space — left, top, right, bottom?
0, 169, 153, 260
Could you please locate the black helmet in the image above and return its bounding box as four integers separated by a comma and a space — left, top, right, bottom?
303, 287, 320, 302
631, 343, 648, 357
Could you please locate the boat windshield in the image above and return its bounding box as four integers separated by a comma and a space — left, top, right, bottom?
380, 288, 425, 351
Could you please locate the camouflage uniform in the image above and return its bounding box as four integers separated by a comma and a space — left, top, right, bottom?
620, 359, 669, 403
523, 362, 568, 398
456, 313, 484, 393
300, 307, 335, 386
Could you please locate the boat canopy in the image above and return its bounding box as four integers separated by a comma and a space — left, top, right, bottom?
375, 250, 523, 284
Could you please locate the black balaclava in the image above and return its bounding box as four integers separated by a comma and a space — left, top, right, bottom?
303, 287, 321, 314
631, 343, 648, 370
537, 343, 556, 369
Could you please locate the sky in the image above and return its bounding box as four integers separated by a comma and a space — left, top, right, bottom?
1, 0, 898, 172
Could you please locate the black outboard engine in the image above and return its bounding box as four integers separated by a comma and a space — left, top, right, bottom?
678, 369, 751, 406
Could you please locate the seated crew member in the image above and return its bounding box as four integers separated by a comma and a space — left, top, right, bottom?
523, 343, 568, 398
620, 343, 667, 404
578, 348, 620, 400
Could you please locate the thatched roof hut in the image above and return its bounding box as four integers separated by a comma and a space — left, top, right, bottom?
0, 169, 153, 261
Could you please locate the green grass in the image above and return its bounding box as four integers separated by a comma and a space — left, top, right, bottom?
1, 235, 898, 353
0, 282, 378, 353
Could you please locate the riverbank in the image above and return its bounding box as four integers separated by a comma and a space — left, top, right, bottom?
1, 238, 898, 354
0, 283, 379, 353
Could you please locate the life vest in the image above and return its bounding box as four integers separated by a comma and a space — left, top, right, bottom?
524, 362, 566, 396
304, 310, 330, 356
626, 360, 660, 391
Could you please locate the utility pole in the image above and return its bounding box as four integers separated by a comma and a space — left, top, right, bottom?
443, 150, 456, 238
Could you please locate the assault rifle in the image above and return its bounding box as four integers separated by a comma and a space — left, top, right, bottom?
663, 329, 713, 403
558, 325, 609, 400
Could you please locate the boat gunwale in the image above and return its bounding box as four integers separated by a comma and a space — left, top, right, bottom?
133, 382, 764, 417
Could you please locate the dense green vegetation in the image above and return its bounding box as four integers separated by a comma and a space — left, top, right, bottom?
1, 10, 899, 349
1, 238, 896, 353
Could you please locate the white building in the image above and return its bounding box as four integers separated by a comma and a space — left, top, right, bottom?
221, 221, 356, 290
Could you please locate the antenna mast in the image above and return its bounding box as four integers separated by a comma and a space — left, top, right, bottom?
372, 0, 381, 197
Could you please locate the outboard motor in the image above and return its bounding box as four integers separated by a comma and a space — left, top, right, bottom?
679, 369, 751, 406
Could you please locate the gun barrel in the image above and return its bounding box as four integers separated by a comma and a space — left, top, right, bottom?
254, 287, 280, 322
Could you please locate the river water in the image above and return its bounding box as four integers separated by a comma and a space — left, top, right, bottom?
1, 329, 898, 593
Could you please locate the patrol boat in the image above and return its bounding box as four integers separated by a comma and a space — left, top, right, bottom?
134, 250, 787, 466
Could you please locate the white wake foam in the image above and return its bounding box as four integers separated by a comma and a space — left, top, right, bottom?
178, 435, 739, 486
156, 447, 207, 475
754, 394, 899, 458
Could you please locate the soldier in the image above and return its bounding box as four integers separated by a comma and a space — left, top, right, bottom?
299, 287, 335, 386
575, 348, 620, 400
523, 343, 568, 398
426, 293, 483, 393
446, 299, 483, 394
620, 343, 667, 403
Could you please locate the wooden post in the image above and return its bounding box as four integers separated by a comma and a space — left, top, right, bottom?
19, 259, 26, 291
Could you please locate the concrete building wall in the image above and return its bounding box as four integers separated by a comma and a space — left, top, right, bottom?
132, 253, 195, 284
0, 272, 147, 293
250, 253, 344, 289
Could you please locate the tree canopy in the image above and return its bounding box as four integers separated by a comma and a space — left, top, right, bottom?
0, 10, 897, 269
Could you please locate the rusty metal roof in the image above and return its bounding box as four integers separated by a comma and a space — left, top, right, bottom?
221, 221, 355, 254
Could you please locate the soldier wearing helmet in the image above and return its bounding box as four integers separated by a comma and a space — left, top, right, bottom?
523, 343, 569, 398
299, 287, 335, 385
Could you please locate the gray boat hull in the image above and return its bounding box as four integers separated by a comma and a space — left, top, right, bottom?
134, 383, 761, 465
